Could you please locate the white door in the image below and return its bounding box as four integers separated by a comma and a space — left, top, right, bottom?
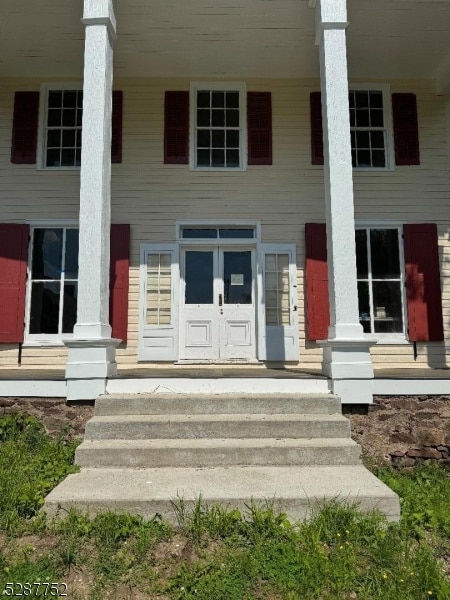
180, 247, 256, 361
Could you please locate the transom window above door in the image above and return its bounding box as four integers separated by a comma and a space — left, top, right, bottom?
190, 83, 246, 170
181, 226, 256, 240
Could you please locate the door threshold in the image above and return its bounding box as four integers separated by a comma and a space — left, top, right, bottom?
176, 359, 261, 365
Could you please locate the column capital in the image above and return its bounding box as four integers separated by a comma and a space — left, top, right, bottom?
310, 0, 348, 45
82, 0, 117, 38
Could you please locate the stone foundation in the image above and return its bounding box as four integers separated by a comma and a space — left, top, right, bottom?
1, 395, 449, 466
344, 395, 450, 466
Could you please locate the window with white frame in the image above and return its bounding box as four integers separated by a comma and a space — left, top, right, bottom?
191, 83, 245, 170
27, 227, 79, 338
356, 227, 405, 336
349, 89, 389, 169
146, 253, 172, 326
40, 88, 83, 168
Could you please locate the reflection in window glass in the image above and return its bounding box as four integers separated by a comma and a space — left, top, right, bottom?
28, 227, 79, 335
185, 251, 214, 304
265, 254, 290, 326
223, 252, 252, 304
147, 253, 172, 325
356, 228, 404, 335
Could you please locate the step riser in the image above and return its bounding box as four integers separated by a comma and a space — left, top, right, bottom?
44, 495, 400, 524
85, 420, 350, 440
75, 445, 361, 468
95, 396, 340, 416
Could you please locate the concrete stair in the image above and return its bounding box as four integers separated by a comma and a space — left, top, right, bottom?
45, 393, 400, 522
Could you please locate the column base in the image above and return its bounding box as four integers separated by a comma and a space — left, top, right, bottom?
64, 338, 121, 401
318, 338, 375, 404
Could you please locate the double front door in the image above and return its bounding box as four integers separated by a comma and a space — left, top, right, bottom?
180, 247, 256, 360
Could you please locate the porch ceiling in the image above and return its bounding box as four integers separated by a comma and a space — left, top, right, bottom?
1, 0, 450, 87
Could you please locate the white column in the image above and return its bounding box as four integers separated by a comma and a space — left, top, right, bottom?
310, 0, 374, 404
64, 0, 120, 401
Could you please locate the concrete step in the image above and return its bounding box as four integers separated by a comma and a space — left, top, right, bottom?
75, 437, 361, 468
84, 413, 351, 440
44, 465, 401, 523
95, 393, 341, 416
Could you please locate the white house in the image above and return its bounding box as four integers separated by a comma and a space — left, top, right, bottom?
1, 0, 450, 403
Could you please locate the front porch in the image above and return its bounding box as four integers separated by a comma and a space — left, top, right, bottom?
1, 365, 449, 400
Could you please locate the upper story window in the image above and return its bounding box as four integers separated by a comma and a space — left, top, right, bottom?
40, 87, 83, 169
190, 83, 247, 170
349, 87, 391, 169
27, 226, 79, 339
356, 227, 405, 337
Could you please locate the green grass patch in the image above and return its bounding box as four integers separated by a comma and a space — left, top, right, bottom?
0, 412, 449, 599
0, 413, 79, 534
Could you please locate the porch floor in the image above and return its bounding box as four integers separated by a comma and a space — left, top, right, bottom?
1, 366, 450, 381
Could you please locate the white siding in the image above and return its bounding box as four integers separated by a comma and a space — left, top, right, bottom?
0, 78, 449, 370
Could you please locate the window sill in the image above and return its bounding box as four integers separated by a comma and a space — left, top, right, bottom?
22, 340, 67, 348
365, 335, 409, 345
36, 166, 81, 172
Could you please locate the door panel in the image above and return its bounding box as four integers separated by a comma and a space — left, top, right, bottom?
220, 250, 255, 359
180, 249, 219, 360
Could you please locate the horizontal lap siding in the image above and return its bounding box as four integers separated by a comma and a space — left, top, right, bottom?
0, 78, 449, 370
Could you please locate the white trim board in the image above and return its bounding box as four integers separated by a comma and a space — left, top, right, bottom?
373, 379, 450, 396
0, 380, 67, 398
107, 377, 330, 395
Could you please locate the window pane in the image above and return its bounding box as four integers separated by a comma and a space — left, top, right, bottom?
211, 110, 225, 127
212, 92, 225, 108
32, 229, 63, 279
197, 91, 210, 108
370, 131, 385, 149
356, 131, 370, 149
369, 91, 383, 109
226, 130, 239, 148
373, 281, 403, 333
48, 91, 62, 108
182, 229, 217, 239
63, 91, 77, 108
356, 110, 370, 127
197, 149, 210, 167
62, 130, 76, 147
197, 109, 210, 127
48, 109, 61, 127
370, 230, 400, 278
29, 282, 60, 334
65, 229, 79, 279
358, 281, 371, 333
356, 230, 368, 278
226, 110, 239, 127
185, 251, 213, 304
47, 130, 61, 148
226, 149, 240, 167
197, 130, 210, 148
61, 149, 76, 166
226, 92, 239, 108
223, 251, 252, 304
211, 149, 225, 167
370, 109, 384, 128
355, 91, 369, 108
62, 109, 76, 127
265, 253, 290, 326
371, 150, 386, 168
219, 228, 254, 239
46, 149, 60, 167
62, 283, 77, 333
212, 130, 225, 148
146, 253, 172, 325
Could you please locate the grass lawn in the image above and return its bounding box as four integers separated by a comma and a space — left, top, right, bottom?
0, 413, 449, 600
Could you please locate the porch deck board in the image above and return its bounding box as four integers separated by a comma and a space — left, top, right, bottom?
1, 366, 449, 381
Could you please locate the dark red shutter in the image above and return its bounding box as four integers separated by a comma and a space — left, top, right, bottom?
310, 92, 324, 166
305, 223, 329, 340
247, 92, 272, 165
164, 91, 189, 164
403, 224, 444, 342
109, 224, 130, 342
0, 224, 29, 343
392, 93, 420, 166
11, 92, 39, 164
111, 91, 123, 164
